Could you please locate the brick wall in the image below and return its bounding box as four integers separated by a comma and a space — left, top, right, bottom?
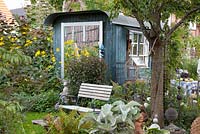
0, 0, 13, 20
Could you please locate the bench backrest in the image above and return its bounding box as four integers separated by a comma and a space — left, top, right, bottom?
78, 83, 113, 101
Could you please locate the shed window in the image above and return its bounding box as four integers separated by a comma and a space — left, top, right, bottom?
129, 31, 149, 67
60, 21, 103, 78
62, 21, 102, 47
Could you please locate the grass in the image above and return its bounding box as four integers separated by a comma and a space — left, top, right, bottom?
22, 112, 50, 134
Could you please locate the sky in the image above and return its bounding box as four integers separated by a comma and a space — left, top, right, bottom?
3, 0, 26, 9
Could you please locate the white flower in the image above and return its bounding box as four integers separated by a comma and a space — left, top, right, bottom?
147, 97, 151, 102
144, 102, 149, 108
180, 102, 185, 106
193, 100, 198, 103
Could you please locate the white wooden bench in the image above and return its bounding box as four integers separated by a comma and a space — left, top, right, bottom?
58, 83, 113, 113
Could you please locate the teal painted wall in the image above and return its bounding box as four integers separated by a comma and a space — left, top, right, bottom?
53, 23, 61, 74
103, 21, 114, 82
112, 25, 128, 84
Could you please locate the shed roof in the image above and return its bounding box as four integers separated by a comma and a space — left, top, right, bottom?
10, 8, 26, 17
44, 10, 141, 28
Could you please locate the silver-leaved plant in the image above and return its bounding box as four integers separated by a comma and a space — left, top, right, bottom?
79, 100, 141, 134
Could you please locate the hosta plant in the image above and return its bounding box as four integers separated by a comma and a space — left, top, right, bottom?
79, 100, 141, 134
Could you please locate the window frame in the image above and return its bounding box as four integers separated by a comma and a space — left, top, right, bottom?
189, 22, 196, 30
129, 30, 149, 67
60, 21, 103, 78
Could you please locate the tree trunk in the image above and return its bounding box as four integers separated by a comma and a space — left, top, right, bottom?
150, 40, 164, 127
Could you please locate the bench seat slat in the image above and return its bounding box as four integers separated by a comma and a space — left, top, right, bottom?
78, 92, 110, 99
59, 105, 101, 112
80, 86, 112, 92
78, 89, 111, 95
81, 83, 113, 89
78, 94, 110, 101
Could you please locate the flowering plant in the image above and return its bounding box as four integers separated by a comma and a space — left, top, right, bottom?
63, 40, 98, 62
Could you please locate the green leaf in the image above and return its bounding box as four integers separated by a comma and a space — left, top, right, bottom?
99, 104, 113, 118
89, 129, 99, 134
126, 100, 141, 108
119, 105, 130, 122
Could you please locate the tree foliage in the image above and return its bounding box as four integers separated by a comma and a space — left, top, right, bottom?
112, 0, 200, 127
112, 0, 200, 41
0, 1, 61, 101
167, 26, 190, 73
46, 0, 64, 11
43, 0, 114, 11
85, 0, 114, 11
0, 13, 32, 76
189, 36, 200, 57
26, 0, 56, 27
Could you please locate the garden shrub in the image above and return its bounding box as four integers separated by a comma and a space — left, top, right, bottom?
189, 36, 200, 57
10, 65, 61, 94
0, 1, 62, 119
13, 90, 59, 112
31, 90, 60, 112
111, 80, 150, 103
164, 85, 200, 133
0, 100, 24, 134
45, 110, 92, 134
0, 14, 32, 76
87, 99, 107, 109
0, 9, 62, 101
174, 102, 200, 133
180, 58, 198, 80
65, 56, 107, 96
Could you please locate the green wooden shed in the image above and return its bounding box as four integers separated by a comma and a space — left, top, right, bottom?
44, 10, 150, 84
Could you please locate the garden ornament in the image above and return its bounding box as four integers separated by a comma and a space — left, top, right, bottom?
60, 80, 69, 96
164, 107, 185, 134
60, 80, 69, 104
178, 69, 183, 75
98, 42, 104, 58
134, 113, 145, 134
55, 80, 70, 110
191, 116, 200, 134
164, 123, 185, 134
197, 59, 200, 76
165, 107, 178, 123
197, 59, 200, 99
134, 106, 147, 134
149, 114, 160, 130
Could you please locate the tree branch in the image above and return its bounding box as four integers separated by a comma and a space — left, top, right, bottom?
132, 13, 151, 40
157, 1, 165, 12
166, 6, 200, 41
125, 0, 151, 40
